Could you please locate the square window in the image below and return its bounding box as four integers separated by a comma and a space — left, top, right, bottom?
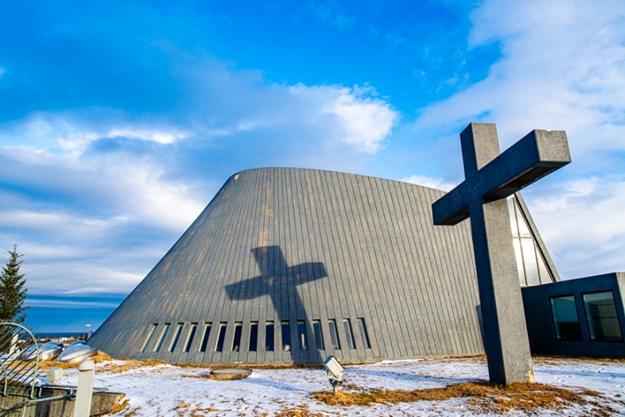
583, 291, 623, 342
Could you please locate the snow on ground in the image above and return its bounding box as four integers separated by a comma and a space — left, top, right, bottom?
56, 357, 625, 416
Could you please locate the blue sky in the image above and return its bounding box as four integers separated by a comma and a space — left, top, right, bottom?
1, 0, 624, 333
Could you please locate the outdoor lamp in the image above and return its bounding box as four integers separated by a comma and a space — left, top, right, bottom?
323, 356, 344, 394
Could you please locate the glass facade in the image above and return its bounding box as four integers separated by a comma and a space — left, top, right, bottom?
507, 196, 555, 287
550, 296, 582, 341
139, 315, 375, 355
583, 291, 623, 342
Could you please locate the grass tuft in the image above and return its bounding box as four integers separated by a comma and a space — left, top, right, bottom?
312, 381, 620, 414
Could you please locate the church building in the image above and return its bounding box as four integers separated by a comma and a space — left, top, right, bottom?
89, 167, 625, 364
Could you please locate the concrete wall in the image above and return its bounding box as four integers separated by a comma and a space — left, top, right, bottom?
90, 168, 489, 365
522, 272, 625, 357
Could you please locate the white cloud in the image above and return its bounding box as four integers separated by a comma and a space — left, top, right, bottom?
283, 84, 398, 153
527, 175, 625, 278
414, 0, 625, 154
400, 174, 456, 191
409, 0, 625, 279
0, 111, 190, 153
25, 299, 120, 309
0, 54, 401, 299
324, 87, 399, 153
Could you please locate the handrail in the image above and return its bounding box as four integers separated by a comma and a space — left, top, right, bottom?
0, 323, 39, 400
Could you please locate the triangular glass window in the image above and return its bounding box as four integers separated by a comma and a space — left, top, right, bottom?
507, 196, 555, 286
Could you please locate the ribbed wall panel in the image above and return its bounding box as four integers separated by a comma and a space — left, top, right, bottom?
90, 167, 490, 364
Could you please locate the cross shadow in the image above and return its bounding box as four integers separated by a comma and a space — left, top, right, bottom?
225, 246, 328, 364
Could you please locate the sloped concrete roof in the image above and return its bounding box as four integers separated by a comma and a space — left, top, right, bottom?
89, 167, 554, 365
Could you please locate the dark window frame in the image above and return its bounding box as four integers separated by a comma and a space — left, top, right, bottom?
549, 294, 583, 341
582, 290, 624, 343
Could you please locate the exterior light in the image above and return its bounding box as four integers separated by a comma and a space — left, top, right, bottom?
323, 356, 344, 394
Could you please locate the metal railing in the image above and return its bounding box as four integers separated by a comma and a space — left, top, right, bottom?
0, 323, 39, 400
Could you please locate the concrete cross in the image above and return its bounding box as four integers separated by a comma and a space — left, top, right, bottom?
225, 246, 327, 360
432, 123, 570, 384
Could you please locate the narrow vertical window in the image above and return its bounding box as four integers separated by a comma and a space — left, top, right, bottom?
183, 323, 197, 352
357, 318, 371, 349
199, 323, 212, 353
583, 291, 623, 341
313, 320, 324, 350
215, 322, 227, 352
281, 321, 291, 351
140, 324, 157, 352
168, 323, 183, 352
343, 319, 356, 349
154, 323, 170, 352
297, 321, 308, 351
328, 319, 340, 349
232, 322, 243, 352
249, 322, 258, 352
550, 296, 582, 341
265, 321, 275, 352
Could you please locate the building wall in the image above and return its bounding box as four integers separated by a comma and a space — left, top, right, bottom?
522, 272, 625, 357
90, 168, 492, 365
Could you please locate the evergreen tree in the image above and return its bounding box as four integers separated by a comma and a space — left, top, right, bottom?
0, 245, 28, 324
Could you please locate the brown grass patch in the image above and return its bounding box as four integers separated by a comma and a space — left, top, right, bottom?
108, 398, 129, 414
533, 354, 625, 364
313, 381, 620, 414
276, 405, 324, 417
92, 350, 113, 363
39, 351, 113, 370
100, 359, 168, 374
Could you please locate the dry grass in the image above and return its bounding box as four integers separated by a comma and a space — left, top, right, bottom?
107, 398, 130, 414
100, 359, 168, 375
39, 350, 113, 370
533, 354, 625, 364
312, 381, 620, 415
275, 405, 324, 417
175, 362, 324, 370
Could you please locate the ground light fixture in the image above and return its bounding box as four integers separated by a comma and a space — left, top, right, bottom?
323, 356, 344, 394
